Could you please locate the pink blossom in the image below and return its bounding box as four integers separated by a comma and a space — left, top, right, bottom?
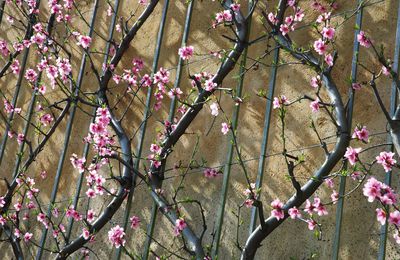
17, 134, 24, 145
174, 218, 187, 236
87, 209, 95, 223
271, 199, 285, 220
221, 122, 230, 135
294, 8, 305, 22
389, 211, 400, 226
40, 114, 53, 126
204, 79, 217, 91
331, 190, 339, 204
322, 27, 335, 40
312, 197, 328, 216
376, 208, 387, 225
344, 146, 361, 165
352, 82, 362, 90
11, 60, 20, 74
363, 177, 382, 202
108, 225, 126, 248
310, 98, 320, 112
0, 196, 5, 208
311, 75, 321, 88
288, 207, 301, 219
130, 216, 140, 229
280, 24, 289, 36
230, 3, 240, 11
178, 45, 194, 60
0, 40, 10, 56
268, 13, 278, 25
313, 39, 327, 55
244, 199, 254, 208
204, 168, 218, 178
272, 95, 288, 109
352, 126, 369, 142
210, 102, 219, 116
24, 232, 33, 242
86, 188, 96, 198
382, 66, 391, 76
82, 228, 90, 240
307, 219, 317, 230
25, 69, 38, 82
376, 151, 396, 172
167, 88, 183, 99
325, 53, 333, 66
78, 35, 92, 49
357, 31, 372, 48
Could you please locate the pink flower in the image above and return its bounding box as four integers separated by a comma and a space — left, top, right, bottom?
312, 197, 328, 216
108, 225, 126, 248
344, 146, 361, 165
310, 75, 321, 88
376, 151, 396, 172
204, 79, 217, 91
310, 98, 320, 112
87, 209, 95, 223
322, 27, 335, 40
307, 219, 317, 230
178, 46, 194, 60
280, 24, 289, 36
268, 13, 278, 25
210, 102, 219, 116
363, 177, 382, 202
325, 53, 333, 66
272, 95, 288, 109
17, 134, 25, 145
130, 216, 140, 229
24, 232, 33, 242
389, 211, 400, 226
78, 35, 92, 49
86, 188, 96, 198
313, 39, 327, 55
221, 122, 230, 135
82, 228, 90, 240
352, 82, 362, 90
288, 207, 301, 219
25, 69, 38, 82
0, 196, 5, 208
167, 88, 183, 99
357, 31, 371, 48
174, 218, 187, 236
376, 208, 387, 225
271, 199, 285, 220
230, 3, 240, 11
204, 168, 218, 178
331, 190, 339, 204
382, 66, 391, 76
40, 114, 53, 126
352, 126, 369, 142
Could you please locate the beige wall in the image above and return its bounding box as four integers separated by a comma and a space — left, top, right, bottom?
0, 0, 398, 259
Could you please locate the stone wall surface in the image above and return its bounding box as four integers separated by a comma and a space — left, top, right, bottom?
0, 0, 398, 259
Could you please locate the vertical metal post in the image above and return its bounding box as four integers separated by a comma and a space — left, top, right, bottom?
141, 1, 195, 259
64, 0, 121, 244
248, 45, 279, 233
212, 3, 253, 258
378, 1, 400, 259
35, 1, 100, 258
332, 1, 363, 259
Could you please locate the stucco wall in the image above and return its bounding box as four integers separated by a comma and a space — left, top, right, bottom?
0, 0, 399, 259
